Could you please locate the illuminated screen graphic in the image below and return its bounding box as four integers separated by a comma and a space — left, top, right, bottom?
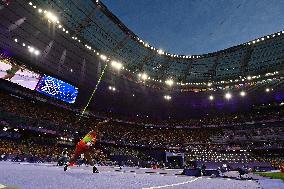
0, 60, 40, 90
36, 75, 78, 103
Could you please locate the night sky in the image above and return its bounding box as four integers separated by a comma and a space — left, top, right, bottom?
102, 0, 284, 55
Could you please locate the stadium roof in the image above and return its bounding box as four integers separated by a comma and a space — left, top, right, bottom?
37, 0, 284, 86
102, 0, 284, 55
0, 0, 284, 118
0, 0, 283, 92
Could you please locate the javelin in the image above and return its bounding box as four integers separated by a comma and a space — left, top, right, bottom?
80, 63, 108, 119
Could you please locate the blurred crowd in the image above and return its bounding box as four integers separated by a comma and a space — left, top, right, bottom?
0, 139, 62, 162
0, 90, 284, 168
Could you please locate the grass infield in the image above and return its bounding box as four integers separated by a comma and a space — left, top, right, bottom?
256, 172, 284, 181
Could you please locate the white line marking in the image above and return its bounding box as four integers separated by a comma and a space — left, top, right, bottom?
142, 177, 199, 189
0, 184, 6, 188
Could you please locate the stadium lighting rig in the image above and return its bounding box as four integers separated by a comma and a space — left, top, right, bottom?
111, 61, 123, 70
240, 91, 246, 97
45, 11, 59, 23
165, 79, 174, 87
14, 37, 40, 56
100, 54, 107, 61
265, 88, 273, 92
157, 49, 164, 55
108, 86, 116, 91
28, 46, 40, 56
164, 95, 172, 100
209, 95, 214, 101
34, 50, 40, 55
138, 73, 148, 81
225, 92, 232, 100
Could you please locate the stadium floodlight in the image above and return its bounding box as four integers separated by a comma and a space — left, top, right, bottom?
100, 54, 107, 61
209, 95, 214, 101
34, 50, 40, 56
28, 46, 40, 56
247, 76, 252, 80
45, 11, 59, 23
164, 95, 172, 100
108, 86, 116, 91
28, 47, 35, 53
165, 79, 174, 86
225, 92, 232, 100
157, 49, 164, 55
111, 61, 123, 70
240, 91, 246, 97
265, 88, 270, 92
140, 73, 148, 80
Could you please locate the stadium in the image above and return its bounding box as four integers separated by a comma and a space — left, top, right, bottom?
0, 0, 283, 188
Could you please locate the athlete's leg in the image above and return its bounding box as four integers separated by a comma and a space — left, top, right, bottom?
64, 146, 84, 171
84, 150, 94, 166
69, 146, 83, 164
84, 150, 99, 173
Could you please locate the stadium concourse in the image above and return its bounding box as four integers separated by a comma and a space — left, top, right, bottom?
0, 0, 284, 189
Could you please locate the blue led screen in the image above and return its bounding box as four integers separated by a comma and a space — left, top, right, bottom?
36, 75, 78, 103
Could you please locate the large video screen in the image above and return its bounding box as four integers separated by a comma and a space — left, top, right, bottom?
36, 75, 78, 104
0, 60, 40, 90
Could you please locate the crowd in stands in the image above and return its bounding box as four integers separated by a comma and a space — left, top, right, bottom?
0, 91, 98, 135
0, 139, 62, 162
0, 90, 284, 168
1, 90, 284, 131
100, 123, 217, 147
